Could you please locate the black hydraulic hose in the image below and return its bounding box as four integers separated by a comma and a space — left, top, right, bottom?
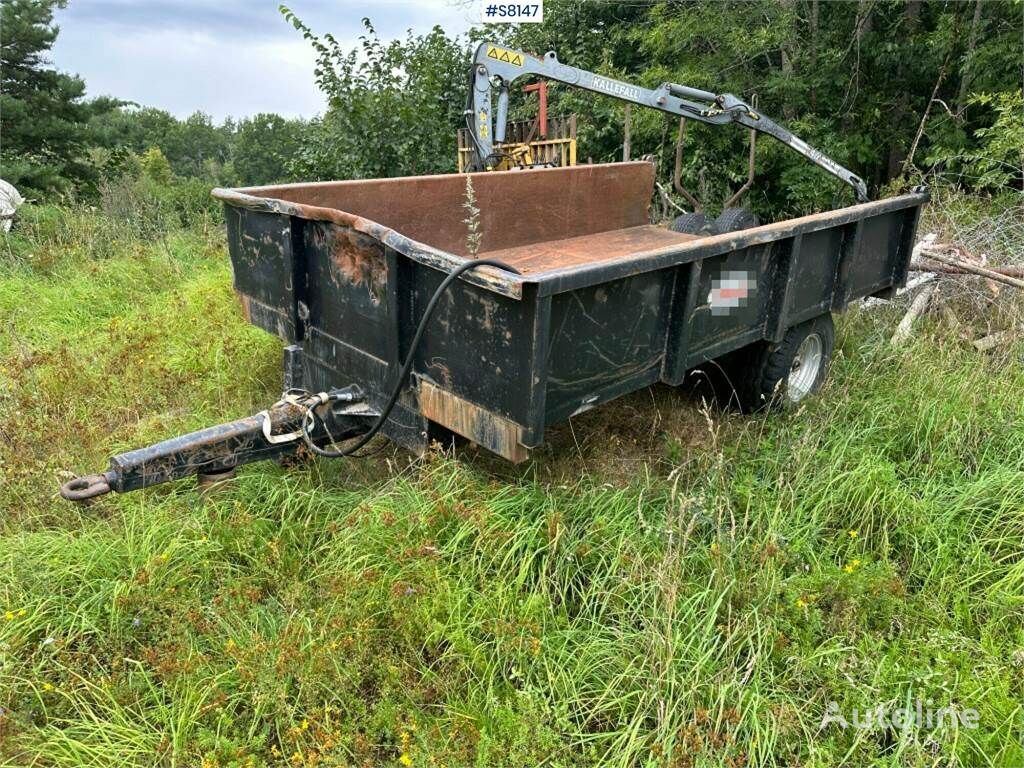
307, 258, 521, 458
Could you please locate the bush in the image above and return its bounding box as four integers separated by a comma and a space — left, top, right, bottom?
1, 172, 221, 272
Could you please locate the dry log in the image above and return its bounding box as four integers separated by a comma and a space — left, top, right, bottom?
891, 283, 937, 347
972, 331, 1014, 352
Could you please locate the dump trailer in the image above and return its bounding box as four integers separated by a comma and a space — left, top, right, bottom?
60, 44, 928, 501
61, 161, 927, 500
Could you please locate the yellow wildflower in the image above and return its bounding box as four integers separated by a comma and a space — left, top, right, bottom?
795, 597, 808, 609
848, 530, 858, 539
17, 609, 26, 617
399, 754, 413, 767
225, 638, 236, 651
843, 564, 854, 574
3, 611, 13, 621
42, 682, 54, 691
300, 718, 309, 731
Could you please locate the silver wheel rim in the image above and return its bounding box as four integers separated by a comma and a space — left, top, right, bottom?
787, 333, 824, 402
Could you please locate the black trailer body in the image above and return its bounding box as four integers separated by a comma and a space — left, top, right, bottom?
213, 162, 925, 463
59, 161, 928, 500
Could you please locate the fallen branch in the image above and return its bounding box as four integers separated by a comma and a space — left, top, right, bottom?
918, 249, 1024, 290
910, 261, 1024, 279
891, 283, 937, 347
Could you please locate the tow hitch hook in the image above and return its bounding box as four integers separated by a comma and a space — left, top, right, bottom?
60, 471, 115, 501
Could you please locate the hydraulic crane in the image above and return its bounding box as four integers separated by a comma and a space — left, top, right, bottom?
465, 43, 869, 203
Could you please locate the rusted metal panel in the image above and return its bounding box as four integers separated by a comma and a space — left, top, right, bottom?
411, 269, 537, 427
478, 225, 698, 274
214, 187, 522, 300
214, 162, 657, 300
319, 224, 388, 305
234, 162, 653, 256
419, 378, 529, 463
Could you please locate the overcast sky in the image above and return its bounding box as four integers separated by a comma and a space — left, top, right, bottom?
50, 0, 476, 122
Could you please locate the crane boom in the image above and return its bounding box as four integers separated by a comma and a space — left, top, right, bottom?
466, 43, 869, 202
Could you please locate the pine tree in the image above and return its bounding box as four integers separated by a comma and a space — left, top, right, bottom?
1, 0, 95, 195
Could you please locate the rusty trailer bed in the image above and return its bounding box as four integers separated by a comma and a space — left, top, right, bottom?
478, 225, 699, 274
210, 162, 927, 462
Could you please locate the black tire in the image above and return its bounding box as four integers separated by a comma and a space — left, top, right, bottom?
669, 211, 712, 235
713, 207, 760, 233
730, 314, 834, 413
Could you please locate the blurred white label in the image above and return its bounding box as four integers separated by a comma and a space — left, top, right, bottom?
481, 1, 543, 23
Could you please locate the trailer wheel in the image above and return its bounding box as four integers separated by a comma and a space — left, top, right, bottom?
713, 207, 760, 233
735, 314, 834, 412
670, 211, 712, 235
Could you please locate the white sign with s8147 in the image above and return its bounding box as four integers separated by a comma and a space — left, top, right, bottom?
480, 1, 543, 23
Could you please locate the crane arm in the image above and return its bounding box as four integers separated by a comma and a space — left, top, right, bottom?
467, 43, 869, 202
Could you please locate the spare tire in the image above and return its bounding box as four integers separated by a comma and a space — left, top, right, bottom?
713, 207, 760, 233
669, 211, 712, 235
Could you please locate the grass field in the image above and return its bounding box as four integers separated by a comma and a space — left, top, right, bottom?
1, 199, 1023, 767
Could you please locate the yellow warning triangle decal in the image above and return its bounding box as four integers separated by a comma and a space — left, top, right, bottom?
487, 47, 498, 59
499, 50, 511, 63
511, 54, 523, 66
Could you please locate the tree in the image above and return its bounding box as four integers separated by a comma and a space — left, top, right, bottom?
88, 105, 178, 157
170, 111, 232, 179
0, 0, 107, 195
281, 10, 468, 180
233, 113, 303, 185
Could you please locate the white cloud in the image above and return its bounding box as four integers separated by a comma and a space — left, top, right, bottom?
49, 0, 476, 121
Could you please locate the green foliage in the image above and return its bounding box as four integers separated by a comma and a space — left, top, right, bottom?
269, 1, 1022, 215
928, 90, 1024, 191
139, 147, 173, 186
0, 174, 218, 272
492, 0, 1023, 215
280, 10, 468, 180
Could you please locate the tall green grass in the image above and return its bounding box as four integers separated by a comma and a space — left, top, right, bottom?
1, 201, 1022, 766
